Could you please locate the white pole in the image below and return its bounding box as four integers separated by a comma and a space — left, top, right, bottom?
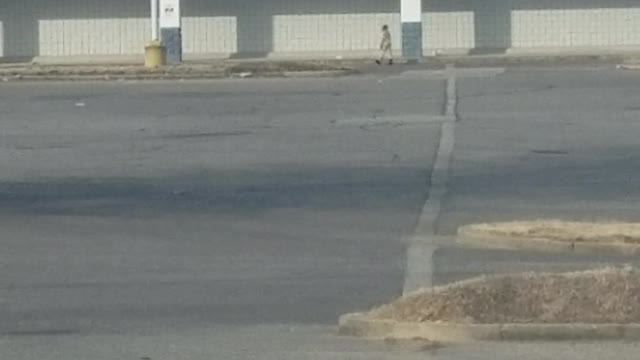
151, 0, 159, 40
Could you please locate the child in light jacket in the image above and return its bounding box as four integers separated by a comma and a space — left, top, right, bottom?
376, 25, 393, 65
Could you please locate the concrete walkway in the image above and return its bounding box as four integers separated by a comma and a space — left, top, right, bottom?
3, 47, 640, 74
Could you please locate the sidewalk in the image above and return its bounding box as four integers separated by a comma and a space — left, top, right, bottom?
2, 50, 640, 81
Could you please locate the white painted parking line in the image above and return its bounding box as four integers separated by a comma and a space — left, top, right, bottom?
403, 67, 457, 295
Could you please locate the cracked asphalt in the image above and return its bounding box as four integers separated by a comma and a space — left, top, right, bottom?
2, 67, 640, 359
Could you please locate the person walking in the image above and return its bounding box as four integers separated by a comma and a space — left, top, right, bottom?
376, 25, 393, 65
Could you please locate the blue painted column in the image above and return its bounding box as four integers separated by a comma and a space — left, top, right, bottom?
401, 0, 423, 61
161, 28, 182, 65
159, 0, 182, 65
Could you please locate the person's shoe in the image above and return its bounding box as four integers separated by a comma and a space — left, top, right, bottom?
388, 59, 393, 65
375, 60, 381, 65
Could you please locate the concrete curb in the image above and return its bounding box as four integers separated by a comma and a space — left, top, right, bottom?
616, 64, 640, 70
1, 74, 227, 82
456, 225, 640, 256
0, 69, 355, 82
282, 70, 353, 78
439, 54, 630, 68
338, 313, 640, 342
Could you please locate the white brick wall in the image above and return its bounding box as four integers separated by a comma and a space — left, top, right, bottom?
423, 9, 474, 50
0, 0, 399, 58
181, 0, 400, 55
272, 13, 400, 52
38, 19, 149, 56
512, 5, 640, 48
181, 0, 237, 54
182, 16, 237, 54
1, 0, 149, 57
2, 0, 640, 59
422, 0, 640, 52
0, 20, 4, 58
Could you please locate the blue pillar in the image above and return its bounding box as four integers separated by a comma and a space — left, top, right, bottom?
161, 28, 182, 65
159, 0, 182, 65
401, 0, 423, 61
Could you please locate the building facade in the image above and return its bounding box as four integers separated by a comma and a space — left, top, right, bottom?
1, 0, 640, 60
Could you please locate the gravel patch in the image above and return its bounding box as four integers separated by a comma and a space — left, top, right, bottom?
469, 220, 640, 244
370, 267, 640, 324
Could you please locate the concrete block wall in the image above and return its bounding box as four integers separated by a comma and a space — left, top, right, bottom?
182, 16, 237, 54
423, 1, 475, 51
0, 1, 4, 57
511, 3, 640, 48
0, 0, 149, 57
0, 0, 399, 58
269, 0, 400, 53
272, 13, 400, 53
2, 0, 640, 59
422, 0, 640, 53
181, 0, 400, 55
181, 0, 237, 55
0, 20, 4, 58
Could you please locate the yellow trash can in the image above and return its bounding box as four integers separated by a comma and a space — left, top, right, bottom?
144, 40, 165, 68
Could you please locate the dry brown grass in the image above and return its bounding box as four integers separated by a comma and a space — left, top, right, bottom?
469, 220, 640, 244
370, 267, 640, 324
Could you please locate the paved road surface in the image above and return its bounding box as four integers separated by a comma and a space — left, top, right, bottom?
435, 67, 640, 284
0, 76, 443, 358
2, 68, 640, 359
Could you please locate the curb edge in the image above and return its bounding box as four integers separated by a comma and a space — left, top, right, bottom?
0, 69, 355, 82
339, 313, 640, 342
456, 225, 640, 256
